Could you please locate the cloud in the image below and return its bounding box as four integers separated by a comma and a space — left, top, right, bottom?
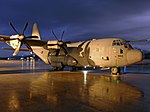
1, 0, 150, 56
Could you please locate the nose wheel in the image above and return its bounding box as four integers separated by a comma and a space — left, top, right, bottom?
111, 67, 121, 75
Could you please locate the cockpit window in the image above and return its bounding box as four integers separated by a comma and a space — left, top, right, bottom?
112, 40, 133, 49
123, 42, 133, 49
124, 43, 128, 48
112, 40, 123, 46
128, 44, 133, 49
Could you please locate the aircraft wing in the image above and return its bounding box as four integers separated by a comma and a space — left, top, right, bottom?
126, 38, 150, 42
2, 47, 29, 51
0, 35, 11, 41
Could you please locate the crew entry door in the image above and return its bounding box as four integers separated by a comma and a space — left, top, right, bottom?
112, 40, 124, 66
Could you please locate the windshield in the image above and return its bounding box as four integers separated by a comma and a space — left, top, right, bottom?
112, 39, 133, 49
112, 40, 123, 46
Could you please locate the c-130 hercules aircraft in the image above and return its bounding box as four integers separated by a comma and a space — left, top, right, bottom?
0, 23, 144, 75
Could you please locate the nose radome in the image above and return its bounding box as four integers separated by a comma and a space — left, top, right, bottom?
127, 50, 143, 65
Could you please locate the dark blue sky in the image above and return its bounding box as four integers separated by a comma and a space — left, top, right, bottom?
0, 0, 150, 57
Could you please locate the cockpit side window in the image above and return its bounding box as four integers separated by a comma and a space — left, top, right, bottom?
124, 43, 128, 48
128, 44, 133, 49
120, 48, 123, 54
124, 43, 133, 49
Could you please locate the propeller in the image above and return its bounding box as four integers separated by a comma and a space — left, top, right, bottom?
51, 30, 68, 56
9, 22, 36, 56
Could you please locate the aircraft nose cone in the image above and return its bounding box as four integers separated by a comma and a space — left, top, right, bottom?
127, 50, 143, 65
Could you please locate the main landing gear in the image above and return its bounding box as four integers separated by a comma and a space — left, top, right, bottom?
53, 66, 64, 71
111, 67, 121, 75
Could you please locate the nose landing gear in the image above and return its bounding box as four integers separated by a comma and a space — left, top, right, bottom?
111, 67, 121, 75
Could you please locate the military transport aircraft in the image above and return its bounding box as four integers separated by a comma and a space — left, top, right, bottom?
0, 23, 145, 75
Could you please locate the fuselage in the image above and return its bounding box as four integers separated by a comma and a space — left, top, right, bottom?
67, 38, 143, 68
27, 38, 143, 68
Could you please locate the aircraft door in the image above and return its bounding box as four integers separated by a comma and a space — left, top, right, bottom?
112, 40, 125, 66
112, 47, 118, 66
112, 47, 125, 66
117, 48, 125, 66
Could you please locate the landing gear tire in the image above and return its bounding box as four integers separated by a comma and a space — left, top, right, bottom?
53, 66, 64, 71
72, 67, 83, 71
111, 67, 121, 75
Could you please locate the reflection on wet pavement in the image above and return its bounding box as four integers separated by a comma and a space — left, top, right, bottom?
0, 60, 149, 112
0, 71, 146, 112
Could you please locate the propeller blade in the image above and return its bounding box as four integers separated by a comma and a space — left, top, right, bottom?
24, 41, 33, 54
22, 23, 28, 34
60, 31, 64, 41
61, 45, 68, 54
9, 22, 19, 34
52, 31, 59, 41
13, 41, 21, 56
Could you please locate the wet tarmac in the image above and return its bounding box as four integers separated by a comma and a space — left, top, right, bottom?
0, 60, 150, 112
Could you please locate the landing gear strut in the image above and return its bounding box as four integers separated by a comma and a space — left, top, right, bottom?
111, 67, 121, 75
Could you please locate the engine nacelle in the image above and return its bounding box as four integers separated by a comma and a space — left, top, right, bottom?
6, 39, 20, 49
46, 40, 63, 49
